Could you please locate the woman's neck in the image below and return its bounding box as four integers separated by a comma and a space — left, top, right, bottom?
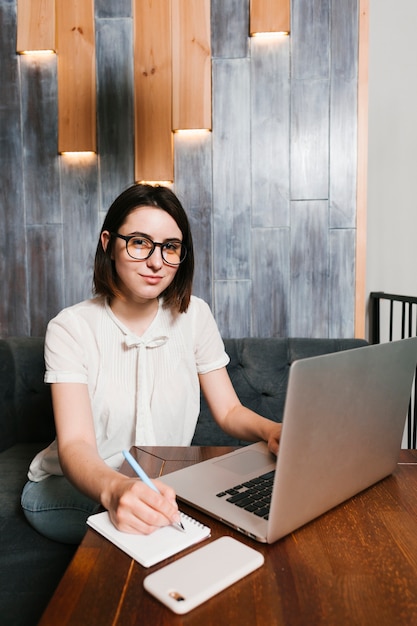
109, 297, 159, 337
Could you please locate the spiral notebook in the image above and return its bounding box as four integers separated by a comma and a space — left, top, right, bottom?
87, 511, 211, 567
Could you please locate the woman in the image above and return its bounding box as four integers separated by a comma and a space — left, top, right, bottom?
21, 184, 281, 544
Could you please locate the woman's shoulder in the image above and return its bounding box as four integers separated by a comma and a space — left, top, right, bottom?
48, 297, 106, 327
160, 295, 215, 333
187, 295, 211, 314
180, 296, 219, 332
173, 295, 214, 325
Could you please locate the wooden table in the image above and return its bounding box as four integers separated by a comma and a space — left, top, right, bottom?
39, 447, 417, 626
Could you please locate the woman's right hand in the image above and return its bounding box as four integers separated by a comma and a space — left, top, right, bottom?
105, 476, 181, 535
52, 383, 181, 535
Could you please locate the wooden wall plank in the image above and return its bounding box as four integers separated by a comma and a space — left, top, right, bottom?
291, 1, 330, 199
291, 0, 329, 80
329, 77, 357, 228
290, 201, 329, 337
252, 228, 290, 337
214, 281, 252, 338
27, 225, 65, 335
251, 36, 290, 227
1, 0, 362, 342
172, 0, 211, 130
329, 229, 355, 338
329, 0, 358, 229
17, 0, 55, 52
0, 1, 29, 336
211, 0, 248, 59
60, 156, 99, 306
56, 0, 96, 152
133, 0, 172, 181
250, 0, 290, 35
174, 132, 213, 305
331, 0, 358, 82
96, 17, 134, 210
20, 54, 61, 225
212, 58, 251, 280
290, 78, 329, 200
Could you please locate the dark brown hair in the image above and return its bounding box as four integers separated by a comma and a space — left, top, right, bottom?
93, 184, 194, 313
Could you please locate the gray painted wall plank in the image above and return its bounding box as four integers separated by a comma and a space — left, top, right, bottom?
329, 229, 355, 338
290, 200, 329, 337
95, 0, 131, 19
251, 37, 290, 228
0, 0, 361, 341
212, 58, 251, 280
292, 0, 330, 80
214, 280, 251, 338
96, 18, 134, 212
329, 0, 358, 230
20, 55, 61, 225
27, 225, 64, 336
0, 1, 29, 336
329, 77, 357, 228
291, 78, 330, 200
60, 157, 99, 307
174, 132, 213, 305
331, 0, 358, 81
211, 0, 249, 59
291, 0, 330, 202
251, 228, 290, 337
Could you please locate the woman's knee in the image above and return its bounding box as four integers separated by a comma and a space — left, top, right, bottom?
21, 477, 100, 544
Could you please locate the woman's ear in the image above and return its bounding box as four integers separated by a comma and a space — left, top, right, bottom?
101, 230, 111, 253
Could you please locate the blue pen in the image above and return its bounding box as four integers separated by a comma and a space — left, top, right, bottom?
122, 449, 185, 532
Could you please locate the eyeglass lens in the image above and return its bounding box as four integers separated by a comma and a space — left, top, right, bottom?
127, 236, 185, 265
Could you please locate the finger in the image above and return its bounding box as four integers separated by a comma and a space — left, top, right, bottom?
125, 481, 179, 528
109, 508, 162, 535
153, 479, 178, 504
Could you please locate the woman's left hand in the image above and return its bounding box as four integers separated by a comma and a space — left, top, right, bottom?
267, 423, 282, 456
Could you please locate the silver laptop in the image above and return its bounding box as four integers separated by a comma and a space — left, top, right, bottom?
161, 337, 417, 543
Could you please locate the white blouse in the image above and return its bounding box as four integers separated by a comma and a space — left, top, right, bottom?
28, 296, 229, 481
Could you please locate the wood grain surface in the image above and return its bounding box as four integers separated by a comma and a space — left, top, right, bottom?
2, 0, 362, 340
39, 447, 417, 626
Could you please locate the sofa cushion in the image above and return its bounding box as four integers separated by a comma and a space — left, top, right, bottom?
0, 443, 48, 517
0, 513, 76, 626
0, 340, 16, 452
0, 338, 55, 452
0, 335, 368, 626
0, 442, 76, 626
192, 337, 368, 446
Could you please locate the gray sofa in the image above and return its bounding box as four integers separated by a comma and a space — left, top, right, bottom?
0, 335, 367, 626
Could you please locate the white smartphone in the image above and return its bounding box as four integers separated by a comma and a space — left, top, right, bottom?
143, 536, 264, 614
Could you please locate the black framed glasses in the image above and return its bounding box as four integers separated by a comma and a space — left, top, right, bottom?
111, 232, 187, 266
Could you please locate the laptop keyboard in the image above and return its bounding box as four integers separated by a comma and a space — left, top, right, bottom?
216, 470, 275, 520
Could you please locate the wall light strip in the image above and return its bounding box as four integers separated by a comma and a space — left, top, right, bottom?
250, 0, 290, 36
173, 129, 211, 135
56, 0, 96, 153
18, 50, 55, 55
251, 32, 289, 38
16, 0, 55, 53
60, 152, 96, 156
137, 181, 174, 187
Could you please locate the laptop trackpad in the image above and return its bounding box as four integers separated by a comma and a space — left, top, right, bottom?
213, 450, 271, 475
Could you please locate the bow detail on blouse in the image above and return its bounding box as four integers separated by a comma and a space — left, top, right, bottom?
124, 334, 168, 445
124, 335, 168, 350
